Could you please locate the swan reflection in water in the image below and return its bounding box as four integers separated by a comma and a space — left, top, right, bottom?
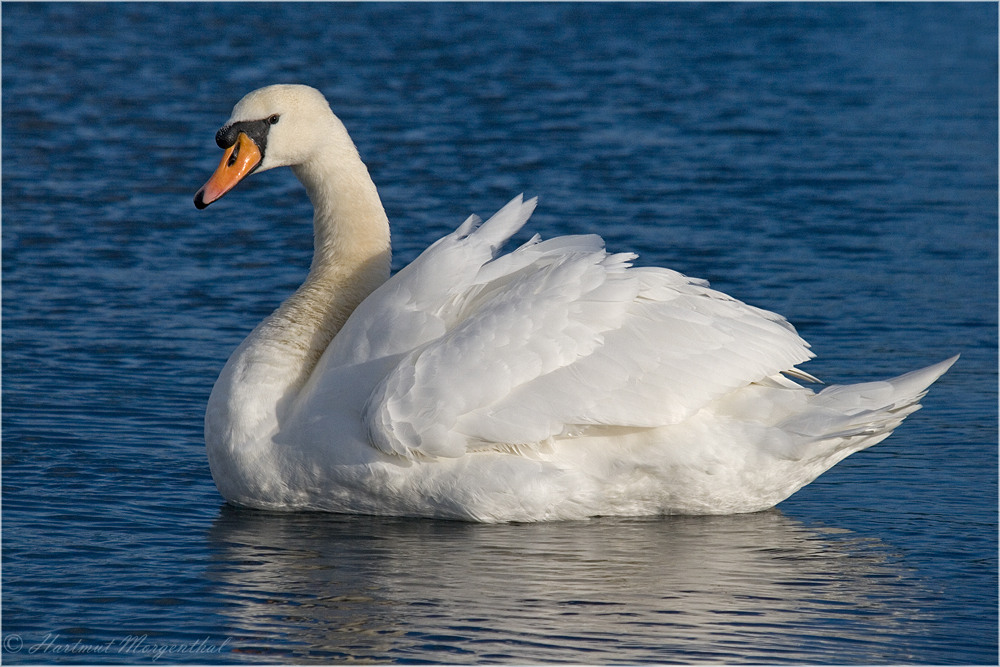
205, 507, 935, 663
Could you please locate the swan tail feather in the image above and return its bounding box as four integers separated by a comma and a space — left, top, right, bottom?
783, 355, 957, 459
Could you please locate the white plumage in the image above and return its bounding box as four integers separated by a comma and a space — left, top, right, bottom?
195, 84, 955, 522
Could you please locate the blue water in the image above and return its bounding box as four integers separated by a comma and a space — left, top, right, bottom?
3, 2, 996, 663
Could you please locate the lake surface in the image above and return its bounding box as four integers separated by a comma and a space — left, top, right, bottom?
3, 2, 997, 664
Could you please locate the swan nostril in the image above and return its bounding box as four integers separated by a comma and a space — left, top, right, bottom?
226, 141, 240, 167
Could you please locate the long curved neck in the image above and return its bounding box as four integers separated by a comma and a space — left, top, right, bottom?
270, 139, 392, 387
229, 128, 391, 411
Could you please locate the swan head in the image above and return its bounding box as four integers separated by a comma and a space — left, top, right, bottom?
194, 84, 337, 209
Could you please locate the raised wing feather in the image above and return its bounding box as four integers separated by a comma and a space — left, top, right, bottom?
320, 195, 539, 368
461, 269, 815, 447
351, 197, 815, 460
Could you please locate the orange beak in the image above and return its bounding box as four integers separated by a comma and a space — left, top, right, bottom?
194, 132, 262, 209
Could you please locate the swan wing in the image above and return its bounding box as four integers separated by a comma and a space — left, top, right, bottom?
320, 195, 540, 367
346, 197, 815, 460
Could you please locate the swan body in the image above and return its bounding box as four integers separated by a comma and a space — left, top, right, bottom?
195, 84, 956, 522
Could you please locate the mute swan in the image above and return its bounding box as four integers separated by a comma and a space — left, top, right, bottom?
194, 84, 956, 522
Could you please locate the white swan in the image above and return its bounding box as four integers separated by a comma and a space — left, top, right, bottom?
194, 84, 956, 522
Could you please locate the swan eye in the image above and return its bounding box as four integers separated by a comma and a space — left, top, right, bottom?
268, 114, 280, 125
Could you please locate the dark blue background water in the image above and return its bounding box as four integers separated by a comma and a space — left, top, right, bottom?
3, 2, 996, 663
